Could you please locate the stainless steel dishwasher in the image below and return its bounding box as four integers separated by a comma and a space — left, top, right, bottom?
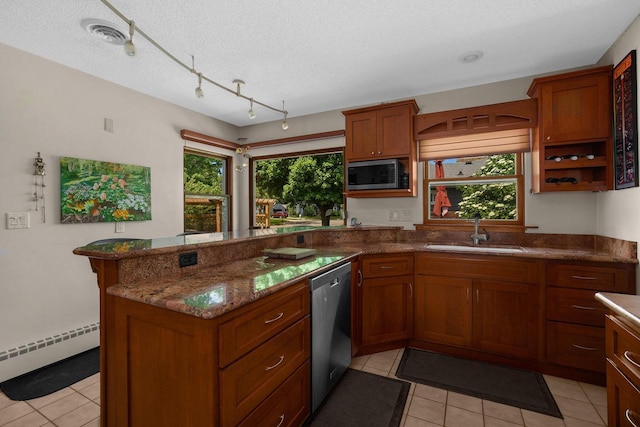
309, 261, 351, 413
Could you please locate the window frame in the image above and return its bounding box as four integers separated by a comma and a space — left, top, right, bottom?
422, 153, 525, 231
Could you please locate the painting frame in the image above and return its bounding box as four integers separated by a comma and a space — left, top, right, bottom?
613, 49, 639, 190
60, 156, 152, 223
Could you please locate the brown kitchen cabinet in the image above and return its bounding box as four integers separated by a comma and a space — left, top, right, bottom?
414, 253, 540, 360
359, 253, 414, 350
110, 281, 311, 427
343, 99, 419, 198
528, 66, 614, 192
546, 261, 635, 377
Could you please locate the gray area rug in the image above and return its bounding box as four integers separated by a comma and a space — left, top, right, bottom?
308, 369, 410, 427
396, 348, 562, 418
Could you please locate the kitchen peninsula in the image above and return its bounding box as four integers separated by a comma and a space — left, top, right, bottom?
75, 226, 637, 427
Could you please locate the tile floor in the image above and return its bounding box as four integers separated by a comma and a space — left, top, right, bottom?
0, 348, 608, 426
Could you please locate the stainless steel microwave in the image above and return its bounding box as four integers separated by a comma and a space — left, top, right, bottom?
347, 159, 404, 190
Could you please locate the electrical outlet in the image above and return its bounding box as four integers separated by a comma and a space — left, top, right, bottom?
297, 234, 304, 244
401, 210, 413, 221
6, 212, 30, 229
179, 252, 198, 267
387, 210, 399, 221
115, 222, 125, 233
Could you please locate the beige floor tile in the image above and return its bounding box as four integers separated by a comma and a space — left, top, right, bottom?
554, 395, 604, 425
364, 354, 396, 372
53, 402, 100, 427
0, 401, 34, 425
594, 404, 607, 425
403, 414, 443, 427
483, 400, 524, 425
446, 392, 482, 414
544, 375, 590, 403
26, 387, 75, 409
350, 355, 369, 367
0, 393, 17, 411
408, 395, 446, 425
444, 405, 484, 427
484, 416, 525, 427
414, 384, 447, 404
563, 416, 606, 427
3, 410, 49, 427
81, 417, 101, 427
75, 381, 100, 401
38, 392, 91, 421
361, 365, 391, 377
579, 383, 607, 407
375, 349, 402, 360
521, 409, 565, 427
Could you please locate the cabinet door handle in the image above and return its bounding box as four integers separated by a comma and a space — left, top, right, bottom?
330, 278, 340, 288
265, 355, 285, 371
466, 288, 470, 304
624, 351, 640, 369
572, 344, 598, 351
264, 312, 284, 324
546, 136, 551, 141
571, 304, 597, 311
276, 414, 285, 427
476, 289, 479, 304
371, 151, 375, 155
357, 269, 363, 287
626, 409, 640, 427
408, 283, 413, 299
571, 275, 597, 281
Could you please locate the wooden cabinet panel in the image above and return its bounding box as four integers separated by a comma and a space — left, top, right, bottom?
377, 105, 414, 158
606, 361, 640, 427
219, 318, 310, 427
345, 111, 377, 160
473, 280, 538, 359
547, 287, 607, 327
351, 257, 362, 356
606, 316, 640, 388
362, 254, 413, 278
219, 282, 309, 367
548, 263, 630, 292
547, 321, 605, 373
414, 275, 472, 347
237, 361, 310, 427
361, 275, 413, 345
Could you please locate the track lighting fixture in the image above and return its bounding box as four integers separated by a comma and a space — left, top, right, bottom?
123, 20, 136, 56
248, 99, 256, 119
281, 101, 289, 130
97, 0, 289, 129
195, 73, 204, 98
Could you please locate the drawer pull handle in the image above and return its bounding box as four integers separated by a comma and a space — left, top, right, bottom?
379, 266, 394, 269
626, 409, 639, 427
573, 344, 598, 351
570, 275, 597, 280
276, 414, 285, 427
264, 312, 284, 324
265, 355, 285, 371
571, 304, 597, 311
624, 351, 640, 369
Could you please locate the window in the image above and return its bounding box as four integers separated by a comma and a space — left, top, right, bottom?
250, 149, 344, 228
424, 153, 524, 228
183, 150, 231, 233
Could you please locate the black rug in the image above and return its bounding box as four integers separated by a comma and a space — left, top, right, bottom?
308, 369, 410, 427
396, 348, 562, 418
0, 347, 99, 401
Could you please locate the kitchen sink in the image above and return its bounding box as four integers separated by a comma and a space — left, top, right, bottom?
424, 244, 526, 254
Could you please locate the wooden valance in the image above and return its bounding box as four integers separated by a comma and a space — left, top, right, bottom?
413, 99, 537, 141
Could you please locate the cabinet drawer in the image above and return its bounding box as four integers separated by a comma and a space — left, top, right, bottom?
547, 321, 605, 373
220, 317, 310, 427
219, 282, 309, 367
547, 287, 607, 327
238, 361, 311, 427
606, 315, 640, 387
606, 361, 640, 427
362, 254, 413, 278
547, 263, 629, 292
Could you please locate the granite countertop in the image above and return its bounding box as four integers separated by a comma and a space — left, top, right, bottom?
107, 249, 358, 319
595, 292, 640, 331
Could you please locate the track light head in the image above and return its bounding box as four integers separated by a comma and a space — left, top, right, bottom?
248, 99, 256, 119
281, 101, 289, 130
124, 20, 136, 56
195, 73, 204, 98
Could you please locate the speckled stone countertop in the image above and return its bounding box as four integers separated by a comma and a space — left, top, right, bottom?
595, 292, 640, 331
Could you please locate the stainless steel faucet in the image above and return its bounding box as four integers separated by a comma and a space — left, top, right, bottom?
470, 213, 490, 245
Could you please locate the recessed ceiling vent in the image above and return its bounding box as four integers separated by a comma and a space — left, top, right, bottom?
81, 18, 127, 45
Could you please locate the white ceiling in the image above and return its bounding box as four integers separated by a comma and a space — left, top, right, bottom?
1, 1, 640, 128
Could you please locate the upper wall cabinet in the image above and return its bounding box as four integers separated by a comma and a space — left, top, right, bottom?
527, 66, 614, 192
343, 100, 419, 198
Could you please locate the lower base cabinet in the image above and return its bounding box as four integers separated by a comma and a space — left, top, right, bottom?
361, 275, 414, 346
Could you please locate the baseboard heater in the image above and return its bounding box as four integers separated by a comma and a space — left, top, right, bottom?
0, 322, 100, 362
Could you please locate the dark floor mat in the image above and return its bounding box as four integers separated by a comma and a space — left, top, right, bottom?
396, 348, 562, 418
0, 347, 99, 401
308, 369, 410, 427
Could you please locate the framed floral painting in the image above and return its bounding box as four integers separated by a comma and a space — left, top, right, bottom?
60, 157, 151, 223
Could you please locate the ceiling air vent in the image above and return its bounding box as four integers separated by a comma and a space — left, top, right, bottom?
81, 18, 127, 45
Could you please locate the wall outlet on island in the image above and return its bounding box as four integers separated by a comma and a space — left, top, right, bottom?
179, 252, 198, 268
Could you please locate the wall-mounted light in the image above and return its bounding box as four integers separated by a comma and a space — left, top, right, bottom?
97, 0, 289, 129
235, 145, 251, 172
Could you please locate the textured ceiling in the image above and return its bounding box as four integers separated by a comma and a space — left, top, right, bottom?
1, 0, 639, 128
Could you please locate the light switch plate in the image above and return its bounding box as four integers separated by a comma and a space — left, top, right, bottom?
115, 222, 125, 233
401, 210, 413, 221
7, 212, 30, 229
